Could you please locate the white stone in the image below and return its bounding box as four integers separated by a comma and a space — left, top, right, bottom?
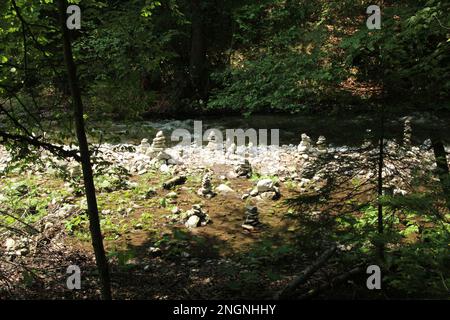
215, 184, 235, 195
5, 238, 16, 251
44, 222, 54, 231
166, 191, 177, 199
185, 215, 201, 228
159, 164, 170, 173
227, 143, 237, 155
241, 193, 250, 200
171, 207, 181, 214
256, 179, 275, 193
393, 188, 408, 196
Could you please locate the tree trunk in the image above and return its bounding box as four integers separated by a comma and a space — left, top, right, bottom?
431, 136, 450, 210
189, 0, 207, 99
376, 104, 385, 260
57, 0, 112, 300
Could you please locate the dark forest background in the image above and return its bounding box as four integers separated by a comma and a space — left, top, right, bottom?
1, 0, 449, 120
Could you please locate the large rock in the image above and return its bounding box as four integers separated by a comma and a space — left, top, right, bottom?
247, 179, 281, 200
256, 179, 275, 193
259, 191, 279, 201
156, 151, 171, 161
185, 215, 201, 228
215, 184, 235, 195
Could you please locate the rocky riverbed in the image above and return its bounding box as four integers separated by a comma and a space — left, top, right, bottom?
1, 125, 443, 193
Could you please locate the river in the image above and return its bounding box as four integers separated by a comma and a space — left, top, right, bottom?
90, 113, 450, 148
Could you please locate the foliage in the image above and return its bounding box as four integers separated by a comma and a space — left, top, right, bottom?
208, 1, 348, 114
287, 194, 450, 298
73, 0, 179, 118
2, 0, 448, 118
342, 0, 450, 105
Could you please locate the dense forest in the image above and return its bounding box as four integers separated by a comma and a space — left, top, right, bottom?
0, 0, 449, 301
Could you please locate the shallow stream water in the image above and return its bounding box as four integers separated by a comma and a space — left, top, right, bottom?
90, 113, 450, 148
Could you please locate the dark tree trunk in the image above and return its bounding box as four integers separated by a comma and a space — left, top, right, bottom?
431, 136, 450, 209
377, 104, 385, 260
57, 0, 112, 300
189, 0, 207, 99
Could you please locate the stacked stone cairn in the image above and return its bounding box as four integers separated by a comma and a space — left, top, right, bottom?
197, 171, 216, 199
315, 136, 328, 157
226, 142, 237, 159
207, 131, 222, 151
403, 118, 412, 147
247, 141, 256, 158
182, 204, 211, 228
234, 159, 252, 178
300, 160, 316, 179
146, 131, 166, 157
242, 206, 261, 230
137, 138, 151, 154
297, 133, 312, 157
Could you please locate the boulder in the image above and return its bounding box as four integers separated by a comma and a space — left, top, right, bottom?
256, 179, 275, 193
259, 191, 279, 201
215, 184, 235, 195
185, 215, 201, 228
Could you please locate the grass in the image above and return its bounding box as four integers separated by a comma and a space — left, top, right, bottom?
1, 160, 449, 299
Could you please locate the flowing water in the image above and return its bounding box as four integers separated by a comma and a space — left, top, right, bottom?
93, 113, 450, 148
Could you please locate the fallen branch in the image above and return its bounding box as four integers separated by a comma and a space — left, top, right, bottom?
298, 265, 363, 300
0, 211, 40, 235
0, 130, 81, 162
274, 245, 337, 300
0, 222, 29, 236
162, 175, 187, 190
